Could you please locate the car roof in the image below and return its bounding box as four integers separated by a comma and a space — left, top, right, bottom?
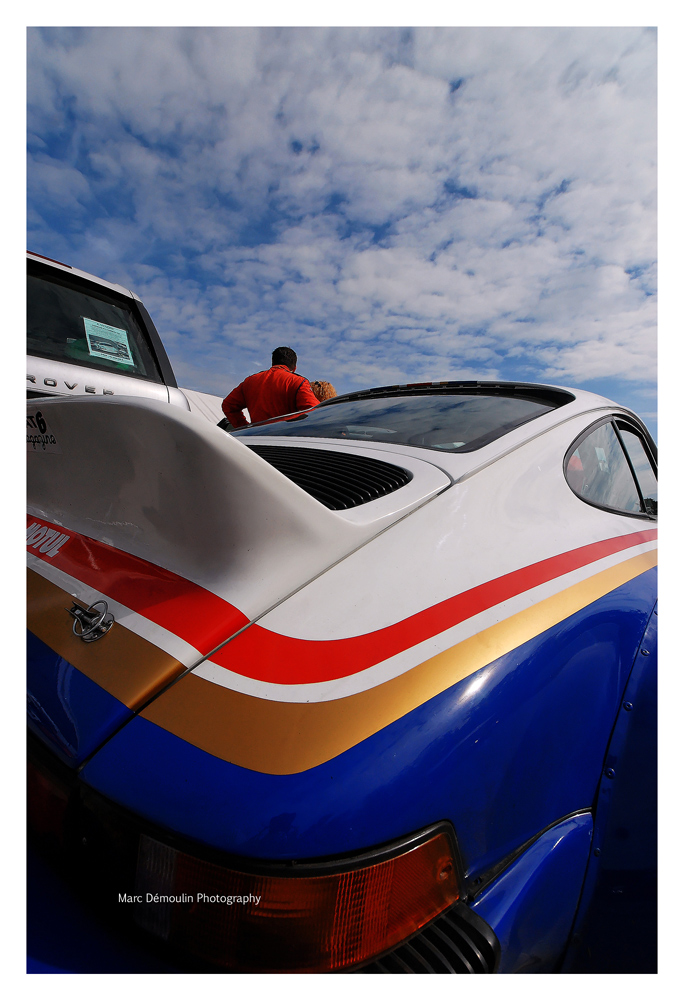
26, 250, 141, 302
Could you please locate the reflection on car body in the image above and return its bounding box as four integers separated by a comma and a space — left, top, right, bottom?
27, 379, 657, 973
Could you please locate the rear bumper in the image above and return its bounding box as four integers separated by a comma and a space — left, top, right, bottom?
28, 729, 592, 974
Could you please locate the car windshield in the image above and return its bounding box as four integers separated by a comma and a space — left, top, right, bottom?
27, 265, 163, 383
233, 392, 559, 453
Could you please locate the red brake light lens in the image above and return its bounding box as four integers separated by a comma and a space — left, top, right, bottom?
134, 829, 460, 972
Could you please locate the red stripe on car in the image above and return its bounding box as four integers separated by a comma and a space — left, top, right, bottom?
209, 529, 658, 683
26, 516, 248, 655
27, 515, 656, 684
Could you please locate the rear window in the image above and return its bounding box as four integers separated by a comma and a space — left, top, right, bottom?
233, 392, 560, 453
27, 264, 164, 383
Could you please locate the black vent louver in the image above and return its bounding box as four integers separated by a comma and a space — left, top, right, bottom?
358, 902, 500, 974
246, 445, 412, 510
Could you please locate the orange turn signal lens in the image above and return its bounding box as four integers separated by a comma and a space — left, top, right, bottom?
134, 828, 460, 972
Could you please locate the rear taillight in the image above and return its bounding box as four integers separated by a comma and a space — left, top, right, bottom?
27, 759, 71, 849
134, 827, 460, 972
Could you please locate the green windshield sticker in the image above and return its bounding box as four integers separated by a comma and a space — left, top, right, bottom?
83, 318, 134, 366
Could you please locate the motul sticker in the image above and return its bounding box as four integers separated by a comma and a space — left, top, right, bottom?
26, 521, 71, 558
27, 410, 61, 453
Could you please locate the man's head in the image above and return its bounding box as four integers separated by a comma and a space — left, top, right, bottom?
272, 346, 297, 371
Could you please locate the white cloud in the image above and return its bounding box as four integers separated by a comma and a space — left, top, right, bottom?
27, 26, 656, 402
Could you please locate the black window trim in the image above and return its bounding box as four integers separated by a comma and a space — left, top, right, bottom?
564, 414, 657, 521
613, 417, 658, 518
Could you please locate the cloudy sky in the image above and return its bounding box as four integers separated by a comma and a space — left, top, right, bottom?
27, 25, 657, 434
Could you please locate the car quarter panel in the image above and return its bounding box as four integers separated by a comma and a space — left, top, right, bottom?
26, 394, 451, 770
240, 410, 655, 643
82, 565, 656, 876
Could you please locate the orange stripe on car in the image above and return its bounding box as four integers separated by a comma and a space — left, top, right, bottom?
27, 570, 186, 710
141, 550, 657, 774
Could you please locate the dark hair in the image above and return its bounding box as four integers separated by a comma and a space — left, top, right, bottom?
272, 346, 297, 369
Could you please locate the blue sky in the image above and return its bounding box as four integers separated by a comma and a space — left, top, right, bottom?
27, 25, 657, 435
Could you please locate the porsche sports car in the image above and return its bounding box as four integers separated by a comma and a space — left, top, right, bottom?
27, 380, 657, 973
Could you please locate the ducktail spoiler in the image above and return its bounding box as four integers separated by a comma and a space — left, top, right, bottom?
27, 395, 387, 619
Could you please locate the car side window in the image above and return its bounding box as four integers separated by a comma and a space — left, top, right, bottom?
616, 425, 658, 516
565, 421, 642, 514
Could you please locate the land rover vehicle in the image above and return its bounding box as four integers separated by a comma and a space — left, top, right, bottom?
26, 250, 189, 410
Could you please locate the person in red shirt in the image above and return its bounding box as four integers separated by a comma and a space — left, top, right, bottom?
221, 347, 320, 428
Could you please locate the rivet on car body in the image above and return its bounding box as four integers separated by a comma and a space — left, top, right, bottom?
605, 768, 616, 779
623, 702, 633, 711
641, 649, 650, 655
594, 848, 601, 857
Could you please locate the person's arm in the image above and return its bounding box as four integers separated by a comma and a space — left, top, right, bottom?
294, 378, 321, 412
222, 383, 249, 428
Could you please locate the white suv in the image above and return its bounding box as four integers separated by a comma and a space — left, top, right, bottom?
27, 251, 189, 410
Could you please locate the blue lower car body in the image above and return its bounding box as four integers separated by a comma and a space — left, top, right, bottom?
473, 813, 593, 973
27, 631, 131, 766
82, 571, 655, 869
28, 569, 657, 972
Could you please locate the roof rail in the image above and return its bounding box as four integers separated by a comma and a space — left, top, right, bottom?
27, 250, 72, 269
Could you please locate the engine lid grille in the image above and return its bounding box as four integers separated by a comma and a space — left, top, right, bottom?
245, 445, 413, 510
358, 902, 500, 973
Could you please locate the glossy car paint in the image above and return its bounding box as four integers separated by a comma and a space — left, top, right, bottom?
560, 603, 658, 972
471, 813, 594, 974
27, 383, 657, 972
80, 569, 655, 874
27, 631, 131, 766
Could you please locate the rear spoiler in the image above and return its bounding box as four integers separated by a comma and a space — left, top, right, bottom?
27, 396, 369, 620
